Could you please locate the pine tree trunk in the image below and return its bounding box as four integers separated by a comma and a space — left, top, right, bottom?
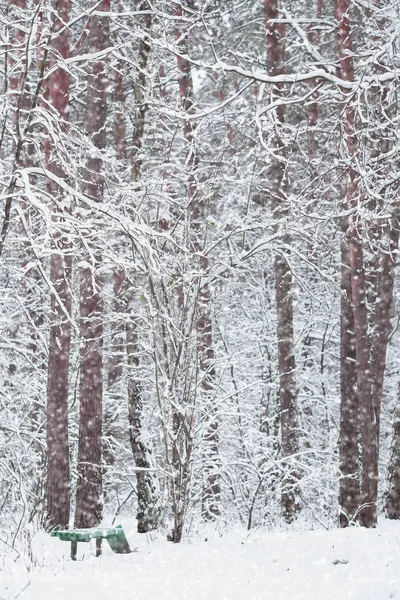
75, 0, 110, 529
350, 228, 376, 527
46, 256, 72, 529
274, 247, 300, 521
370, 216, 399, 435
386, 399, 400, 519
336, 0, 380, 528
367, 216, 399, 522
339, 217, 359, 527
45, 0, 73, 532
264, 0, 300, 522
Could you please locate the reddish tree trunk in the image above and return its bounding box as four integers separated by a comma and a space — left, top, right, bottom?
264, 0, 300, 522
45, 0, 73, 531
336, 0, 379, 528
75, 0, 110, 529
386, 403, 400, 519
349, 228, 376, 527
370, 217, 399, 435
386, 390, 400, 519
339, 218, 359, 527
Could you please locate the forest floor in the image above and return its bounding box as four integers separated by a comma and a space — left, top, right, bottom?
1, 519, 400, 599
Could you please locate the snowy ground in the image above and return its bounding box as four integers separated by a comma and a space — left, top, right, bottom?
2, 520, 400, 600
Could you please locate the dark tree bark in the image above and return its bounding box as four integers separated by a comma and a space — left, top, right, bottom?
335, 0, 373, 527
74, 0, 110, 529
126, 318, 159, 533
1, 0, 29, 257
349, 227, 376, 528
45, 0, 73, 531
381, 215, 400, 518
371, 219, 400, 436
386, 405, 400, 518
386, 395, 400, 519
264, 0, 300, 523
126, 2, 159, 533
130, 2, 151, 185
339, 217, 359, 527
335, 0, 391, 528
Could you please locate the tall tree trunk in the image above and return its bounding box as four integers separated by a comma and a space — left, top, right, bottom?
45, 0, 73, 531
371, 217, 399, 433
335, 0, 369, 527
339, 215, 359, 526
386, 389, 400, 519
102, 8, 127, 482
74, 0, 110, 529
349, 226, 375, 527
381, 215, 400, 518
336, 0, 380, 528
264, 0, 300, 523
126, 2, 159, 533
173, 0, 220, 524
126, 318, 159, 532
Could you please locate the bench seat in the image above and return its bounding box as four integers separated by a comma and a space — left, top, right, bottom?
51, 524, 131, 560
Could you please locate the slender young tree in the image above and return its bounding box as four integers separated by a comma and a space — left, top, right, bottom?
45, 0, 73, 531
1, 0, 30, 257
126, 2, 159, 533
381, 216, 400, 518
74, 0, 110, 529
173, 0, 220, 523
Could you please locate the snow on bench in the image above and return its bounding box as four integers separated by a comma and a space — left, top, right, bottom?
50, 524, 131, 560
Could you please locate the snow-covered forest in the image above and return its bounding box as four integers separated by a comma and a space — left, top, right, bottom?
1, 0, 400, 566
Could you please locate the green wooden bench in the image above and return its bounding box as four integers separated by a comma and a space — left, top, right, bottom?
51, 525, 131, 560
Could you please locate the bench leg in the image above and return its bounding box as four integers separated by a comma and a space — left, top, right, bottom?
96, 538, 102, 557
71, 540, 77, 561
